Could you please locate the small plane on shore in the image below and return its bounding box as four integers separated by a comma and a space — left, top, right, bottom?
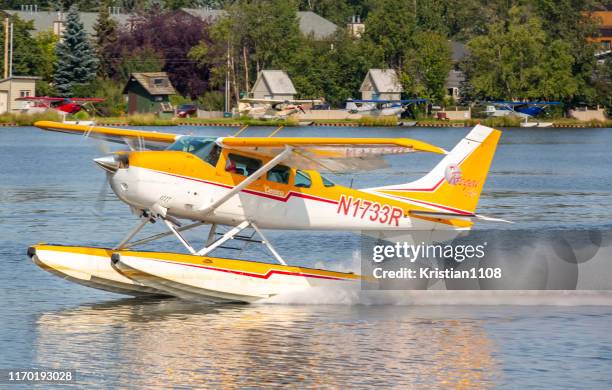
484, 101, 561, 127
28, 120, 503, 302
238, 98, 323, 120
17, 96, 105, 116
346, 99, 427, 117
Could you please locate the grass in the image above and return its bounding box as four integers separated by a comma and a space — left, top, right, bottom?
357, 115, 399, 127
0, 111, 62, 125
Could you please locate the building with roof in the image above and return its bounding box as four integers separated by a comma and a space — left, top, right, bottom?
0, 76, 40, 114
122, 72, 176, 115
359, 69, 402, 100
250, 70, 297, 100
3, 8, 338, 40
445, 41, 468, 101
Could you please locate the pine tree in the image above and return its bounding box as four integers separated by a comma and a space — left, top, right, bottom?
93, 2, 117, 78
53, 5, 98, 96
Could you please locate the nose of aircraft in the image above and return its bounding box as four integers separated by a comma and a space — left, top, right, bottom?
93, 153, 129, 173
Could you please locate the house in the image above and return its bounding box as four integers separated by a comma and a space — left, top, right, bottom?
250, 70, 297, 100
0, 76, 40, 114
359, 69, 402, 100
445, 41, 468, 101
591, 4, 612, 52
4, 8, 338, 40
346, 15, 365, 38
122, 72, 176, 115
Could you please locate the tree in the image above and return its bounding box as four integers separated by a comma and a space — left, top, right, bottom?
0, 16, 46, 78
401, 31, 451, 101
464, 6, 577, 101
93, 1, 118, 78
210, 0, 302, 102
362, 0, 416, 68
532, 0, 601, 104
53, 5, 98, 96
103, 10, 215, 98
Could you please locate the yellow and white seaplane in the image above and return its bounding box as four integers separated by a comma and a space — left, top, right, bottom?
28, 120, 503, 303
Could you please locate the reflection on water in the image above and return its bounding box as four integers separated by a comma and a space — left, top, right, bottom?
34, 298, 501, 388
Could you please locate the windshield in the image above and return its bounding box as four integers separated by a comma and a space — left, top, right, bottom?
167, 136, 221, 167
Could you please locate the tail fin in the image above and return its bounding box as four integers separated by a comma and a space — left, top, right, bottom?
371, 125, 501, 214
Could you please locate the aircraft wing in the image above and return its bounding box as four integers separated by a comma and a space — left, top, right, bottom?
16, 96, 64, 101
34, 121, 180, 150
218, 137, 447, 173
70, 98, 105, 103
241, 98, 322, 104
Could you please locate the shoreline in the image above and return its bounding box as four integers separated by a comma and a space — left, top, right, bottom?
1, 119, 610, 128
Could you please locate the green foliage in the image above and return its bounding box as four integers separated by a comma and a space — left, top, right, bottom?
401, 31, 451, 101
34, 31, 58, 81
198, 91, 225, 111
35, 80, 57, 96
53, 5, 98, 96
362, 0, 415, 68
465, 6, 577, 101
93, 1, 118, 78
0, 16, 45, 78
169, 94, 191, 106
115, 46, 164, 82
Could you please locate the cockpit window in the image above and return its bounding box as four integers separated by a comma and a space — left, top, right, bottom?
267, 165, 290, 184
167, 136, 220, 167
322, 175, 335, 187
294, 170, 311, 188
226, 154, 262, 177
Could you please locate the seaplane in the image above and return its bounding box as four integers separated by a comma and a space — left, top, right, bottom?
346, 99, 427, 117
238, 98, 323, 120
17, 96, 105, 125
28, 120, 504, 303
483, 101, 561, 127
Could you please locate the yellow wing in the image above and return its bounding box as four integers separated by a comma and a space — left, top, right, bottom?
34, 121, 181, 150
218, 137, 447, 172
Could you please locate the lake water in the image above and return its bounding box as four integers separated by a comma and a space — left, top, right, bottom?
1, 125, 612, 388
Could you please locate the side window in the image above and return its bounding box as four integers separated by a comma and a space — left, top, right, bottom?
267, 165, 290, 184
226, 154, 262, 177
204, 145, 221, 167
322, 175, 335, 187
294, 170, 311, 188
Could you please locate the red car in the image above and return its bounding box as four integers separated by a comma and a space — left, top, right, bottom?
176, 104, 197, 118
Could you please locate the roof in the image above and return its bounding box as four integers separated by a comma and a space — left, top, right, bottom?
360, 69, 402, 93
445, 69, 465, 89
253, 70, 297, 95
180, 8, 225, 22
0, 75, 41, 83
4, 10, 131, 36
124, 72, 176, 95
3, 9, 338, 39
450, 41, 469, 62
296, 11, 338, 39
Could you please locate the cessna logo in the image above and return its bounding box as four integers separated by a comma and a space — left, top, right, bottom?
444, 164, 462, 185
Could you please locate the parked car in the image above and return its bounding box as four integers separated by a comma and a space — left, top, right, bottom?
312, 103, 331, 110
176, 104, 197, 118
